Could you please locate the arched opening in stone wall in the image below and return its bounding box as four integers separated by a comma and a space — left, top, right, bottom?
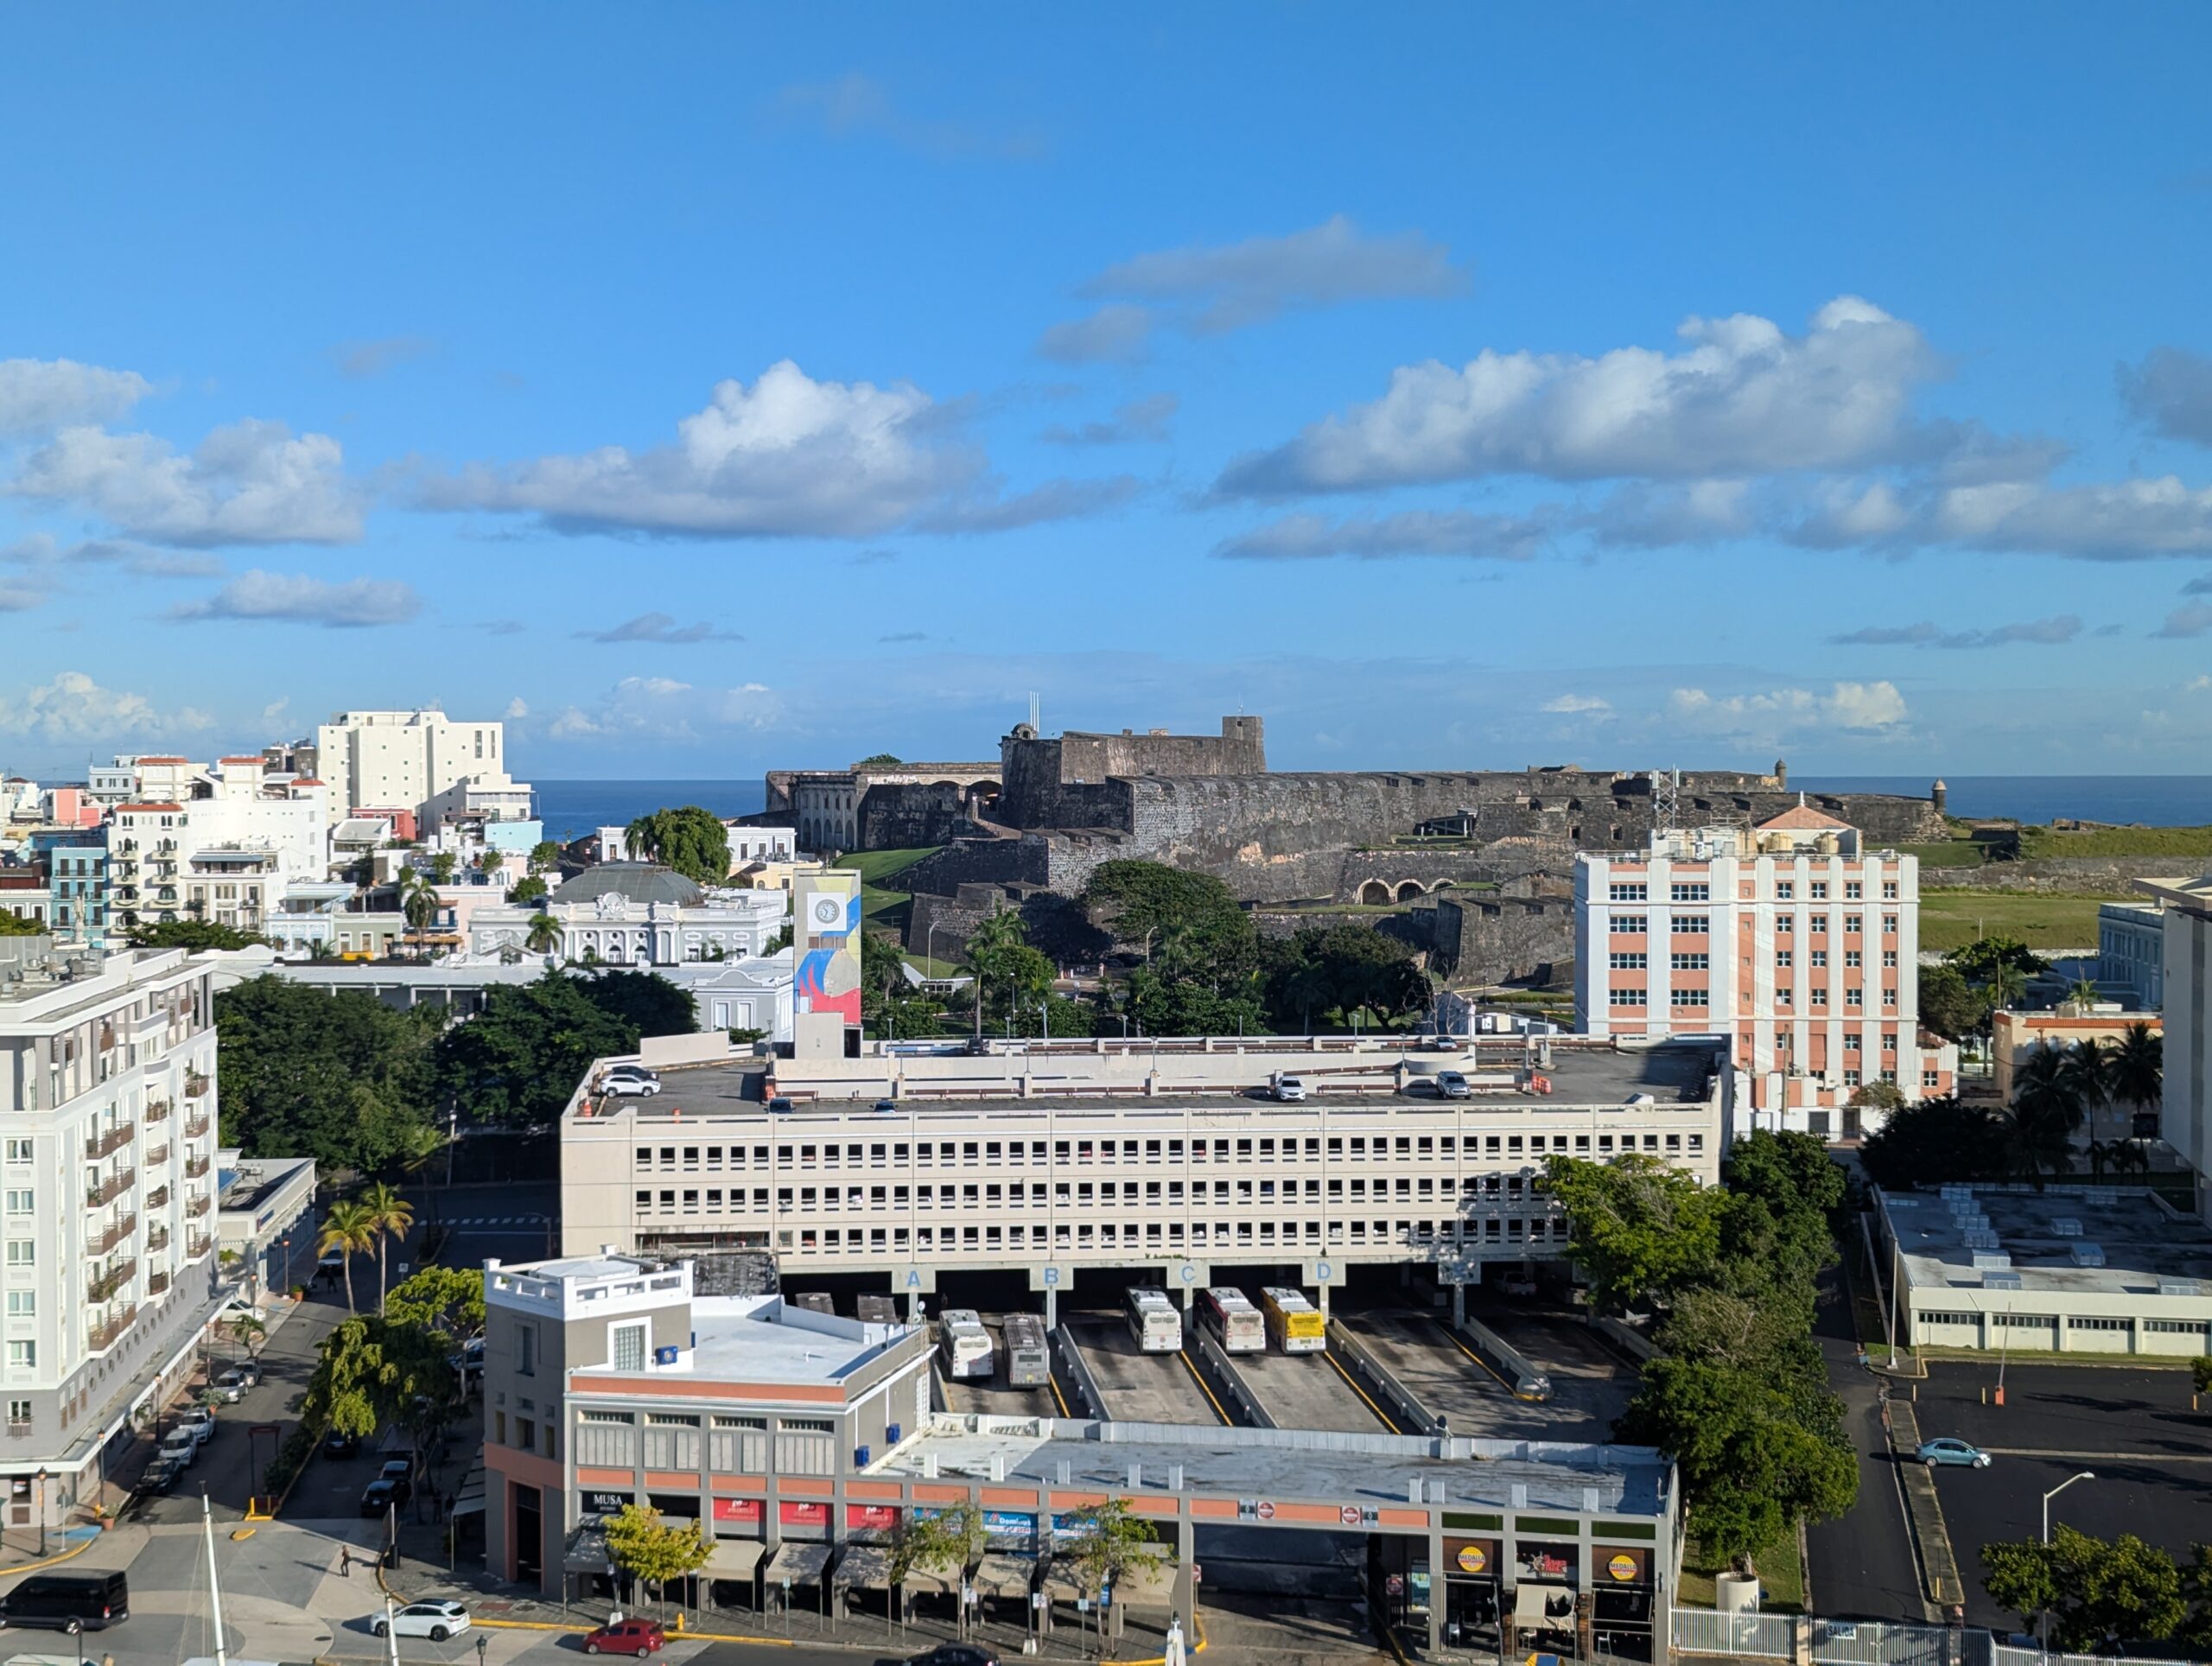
1360, 880, 1392, 905
1395, 881, 1427, 902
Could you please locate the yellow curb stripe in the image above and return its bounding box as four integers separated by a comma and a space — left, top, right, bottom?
0, 1533, 99, 1577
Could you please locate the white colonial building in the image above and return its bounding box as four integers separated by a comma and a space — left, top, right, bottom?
467, 864, 788, 968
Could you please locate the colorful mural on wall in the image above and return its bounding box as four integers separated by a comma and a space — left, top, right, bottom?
793, 870, 862, 1027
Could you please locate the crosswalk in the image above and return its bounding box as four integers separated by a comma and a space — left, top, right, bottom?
440, 1215, 550, 1229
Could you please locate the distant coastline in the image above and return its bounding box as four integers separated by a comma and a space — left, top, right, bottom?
536, 779, 767, 844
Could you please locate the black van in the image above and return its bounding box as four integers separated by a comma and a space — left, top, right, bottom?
0, 1569, 130, 1631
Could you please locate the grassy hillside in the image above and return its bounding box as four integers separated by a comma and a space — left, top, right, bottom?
2017, 823, 2212, 859
1920, 889, 2131, 952
828, 846, 943, 934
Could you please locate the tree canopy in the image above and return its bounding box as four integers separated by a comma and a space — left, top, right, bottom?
1980, 1525, 2198, 1654
215, 976, 445, 1173
624, 805, 731, 885
603, 1504, 711, 1608
855, 753, 904, 768
578, 968, 697, 1039
0, 913, 43, 938
435, 970, 686, 1125
128, 918, 265, 951
1857, 1096, 2012, 1190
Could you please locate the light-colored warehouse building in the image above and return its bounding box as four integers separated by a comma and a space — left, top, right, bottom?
1873, 1183, 2212, 1356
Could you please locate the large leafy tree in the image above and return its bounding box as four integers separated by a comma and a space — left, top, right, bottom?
0, 913, 44, 938
603, 1504, 712, 1616
1982, 1527, 2188, 1654
127, 918, 265, 951
1542, 1154, 1726, 1312
1083, 861, 1256, 980
215, 976, 444, 1173
965, 910, 1054, 1028
1857, 1096, 2012, 1191
1916, 963, 1986, 1043
433, 971, 644, 1126
579, 969, 697, 1038
623, 805, 730, 886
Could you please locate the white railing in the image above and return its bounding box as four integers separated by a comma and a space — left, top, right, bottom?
1671, 1608, 1795, 1659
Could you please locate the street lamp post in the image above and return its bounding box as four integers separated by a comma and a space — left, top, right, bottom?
2040, 1472, 2096, 1650
35, 1466, 46, 1556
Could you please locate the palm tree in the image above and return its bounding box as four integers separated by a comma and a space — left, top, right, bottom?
2057, 1037, 2113, 1137
2005, 1098, 2075, 1189
524, 912, 560, 956
358, 1182, 416, 1314
305, 938, 337, 963
315, 1202, 378, 1315
2108, 1021, 2163, 1133
1282, 963, 1331, 1035
232, 1313, 267, 1361
2064, 977, 2101, 1008
401, 869, 439, 959
1987, 961, 2031, 1012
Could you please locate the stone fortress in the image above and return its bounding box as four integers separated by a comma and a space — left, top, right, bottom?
760, 717, 1950, 988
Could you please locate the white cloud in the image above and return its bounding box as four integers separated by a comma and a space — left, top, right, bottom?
168, 569, 422, 628
1217, 296, 1938, 496
1036, 305, 1155, 366
1586, 480, 1754, 547
578, 612, 744, 645
2154, 601, 2212, 639
416, 360, 1122, 540
1669, 679, 1909, 737
2118, 347, 2212, 448
1541, 694, 1611, 715
1041, 392, 1179, 446
772, 73, 1045, 161
0, 671, 211, 742
10, 419, 364, 545
1831, 614, 2083, 649
1214, 508, 1553, 562
1076, 215, 1464, 334
548, 676, 778, 742
261, 696, 289, 724
0, 358, 149, 437
333, 335, 437, 379
2187, 674, 2211, 692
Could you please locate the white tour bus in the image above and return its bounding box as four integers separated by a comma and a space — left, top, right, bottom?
1124, 1287, 1184, 1353
938, 1308, 995, 1381
1001, 1313, 1051, 1387
1196, 1288, 1266, 1354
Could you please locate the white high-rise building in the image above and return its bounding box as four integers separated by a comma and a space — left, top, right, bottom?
0, 938, 228, 1524
2138, 870, 2211, 1223
314, 709, 531, 826
1574, 803, 1955, 1135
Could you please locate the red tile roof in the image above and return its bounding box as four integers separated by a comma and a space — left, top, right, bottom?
1757, 803, 1852, 832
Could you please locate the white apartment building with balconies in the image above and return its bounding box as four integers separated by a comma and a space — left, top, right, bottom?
315, 709, 532, 826
0, 936, 226, 1523
1573, 803, 1955, 1134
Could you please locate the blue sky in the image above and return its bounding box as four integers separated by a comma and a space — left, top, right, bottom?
4, 5, 2212, 781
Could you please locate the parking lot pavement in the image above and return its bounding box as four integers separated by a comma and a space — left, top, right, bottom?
1916, 1361, 2212, 1632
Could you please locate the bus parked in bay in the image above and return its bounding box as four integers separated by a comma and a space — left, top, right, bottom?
1196, 1288, 1266, 1354
1001, 1312, 1051, 1387
938, 1308, 995, 1380
1261, 1287, 1326, 1354
1125, 1287, 1183, 1353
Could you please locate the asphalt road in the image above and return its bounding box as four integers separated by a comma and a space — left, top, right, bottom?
1802, 1261, 1926, 1623
1917, 1361, 2212, 1633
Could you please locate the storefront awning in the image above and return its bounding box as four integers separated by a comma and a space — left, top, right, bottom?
564, 1525, 616, 1575
1042, 1556, 1178, 1605
833, 1543, 893, 1590
706, 1539, 766, 1579
765, 1542, 833, 1587
973, 1552, 1037, 1599
1515, 1582, 1575, 1633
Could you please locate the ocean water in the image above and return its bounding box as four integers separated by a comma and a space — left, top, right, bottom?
1797, 776, 2212, 826
536, 779, 767, 844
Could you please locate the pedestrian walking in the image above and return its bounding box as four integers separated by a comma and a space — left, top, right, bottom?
340, 1546, 351, 1578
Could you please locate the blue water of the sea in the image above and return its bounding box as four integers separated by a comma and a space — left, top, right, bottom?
535, 779, 767, 844
1798, 776, 2212, 826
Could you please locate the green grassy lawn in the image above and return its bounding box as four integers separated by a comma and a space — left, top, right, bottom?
2018, 823, 2212, 859
1919, 889, 2133, 951
1894, 840, 1987, 868
829, 847, 942, 934
1676, 1531, 1805, 1612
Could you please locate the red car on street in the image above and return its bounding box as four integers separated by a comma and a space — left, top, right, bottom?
582, 1617, 666, 1656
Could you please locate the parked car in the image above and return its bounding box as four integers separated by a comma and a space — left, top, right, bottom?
907, 1646, 1000, 1666
767, 1096, 795, 1114
372, 1599, 471, 1643
158, 1428, 200, 1468
1270, 1074, 1307, 1103
235, 1358, 264, 1388
1916, 1438, 1991, 1469
873, 1098, 899, 1114
378, 1456, 415, 1483
1499, 1271, 1538, 1298
0, 1570, 130, 1633
211, 1368, 249, 1402
359, 1477, 410, 1516
140, 1456, 183, 1495
176, 1407, 217, 1444
583, 1617, 668, 1656
322, 1429, 360, 1459
1435, 1070, 1471, 1098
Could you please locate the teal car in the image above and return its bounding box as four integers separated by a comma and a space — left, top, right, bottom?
1916, 1437, 1991, 1469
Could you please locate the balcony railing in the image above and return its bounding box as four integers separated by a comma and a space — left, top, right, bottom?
184, 1155, 210, 1180
145, 1186, 169, 1211
147, 1269, 171, 1296
5, 1418, 27, 1437
87, 1260, 136, 1303
145, 1225, 169, 1253
86, 1307, 137, 1353
185, 1116, 211, 1139
145, 1144, 170, 1167
86, 1213, 137, 1257
184, 1074, 210, 1101
144, 1100, 171, 1124
85, 1169, 135, 1209
84, 1122, 136, 1160
185, 1233, 213, 1260
184, 1193, 211, 1218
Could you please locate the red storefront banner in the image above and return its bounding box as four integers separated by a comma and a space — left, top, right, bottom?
711, 1498, 762, 1524
709, 1498, 898, 1529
